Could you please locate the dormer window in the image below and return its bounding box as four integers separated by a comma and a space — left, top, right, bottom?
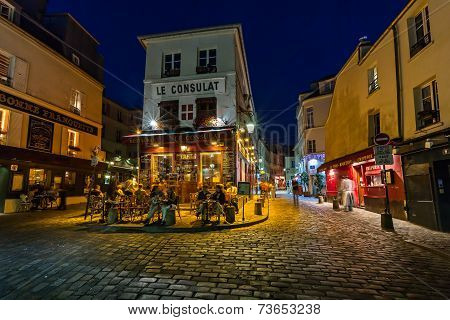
0, 1, 14, 22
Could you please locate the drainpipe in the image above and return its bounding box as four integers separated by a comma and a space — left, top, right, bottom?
392, 24, 403, 141
392, 24, 409, 219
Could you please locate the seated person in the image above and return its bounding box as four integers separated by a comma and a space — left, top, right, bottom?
113, 185, 125, 200
225, 182, 239, 212
91, 185, 103, 197
196, 185, 211, 220
135, 184, 147, 204
144, 185, 162, 225
160, 186, 177, 225
210, 184, 226, 217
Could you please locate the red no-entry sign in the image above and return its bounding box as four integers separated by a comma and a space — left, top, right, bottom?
374, 133, 390, 145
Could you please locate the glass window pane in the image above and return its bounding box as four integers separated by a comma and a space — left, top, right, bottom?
188, 113, 193, 120
209, 57, 216, 66
165, 54, 172, 63
174, 53, 181, 61
188, 105, 193, 111
174, 61, 181, 69
199, 50, 207, 59
181, 114, 186, 120
209, 49, 216, 57
201, 153, 221, 184
199, 58, 207, 67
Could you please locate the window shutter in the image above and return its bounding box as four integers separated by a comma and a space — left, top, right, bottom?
368, 114, 374, 145
6, 111, 22, 148
80, 92, 86, 117
413, 87, 422, 130
0, 52, 10, 82
407, 18, 417, 51
12, 57, 29, 93
69, 90, 76, 108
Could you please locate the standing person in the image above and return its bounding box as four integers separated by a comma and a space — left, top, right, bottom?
340, 176, 354, 212
292, 179, 299, 204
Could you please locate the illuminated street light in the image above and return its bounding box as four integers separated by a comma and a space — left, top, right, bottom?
246, 122, 255, 133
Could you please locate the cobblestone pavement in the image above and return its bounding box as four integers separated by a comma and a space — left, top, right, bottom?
0, 195, 449, 300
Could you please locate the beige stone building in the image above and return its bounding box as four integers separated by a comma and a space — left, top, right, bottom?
321, 0, 450, 231
0, 2, 104, 212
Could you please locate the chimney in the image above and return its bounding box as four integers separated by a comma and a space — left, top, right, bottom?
358, 36, 372, 62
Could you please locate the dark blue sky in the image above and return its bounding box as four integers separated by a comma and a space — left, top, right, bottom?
47, 0, 407, 145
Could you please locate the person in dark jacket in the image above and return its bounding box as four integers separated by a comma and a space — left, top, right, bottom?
196, 185, 210, 220
211, 184, 225, 218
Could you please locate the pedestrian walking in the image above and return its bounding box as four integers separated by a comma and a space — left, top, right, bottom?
292, 179, 299, 205
339, 176, 354, 212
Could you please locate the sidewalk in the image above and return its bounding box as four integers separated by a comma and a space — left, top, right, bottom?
293, 194, 450, 258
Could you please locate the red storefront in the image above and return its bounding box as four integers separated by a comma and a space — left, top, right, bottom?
319, 147, 406, 220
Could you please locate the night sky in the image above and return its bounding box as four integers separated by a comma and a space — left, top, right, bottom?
47, 0, 408, 145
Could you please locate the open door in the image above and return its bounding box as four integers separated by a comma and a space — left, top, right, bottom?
0, 167, 10, 213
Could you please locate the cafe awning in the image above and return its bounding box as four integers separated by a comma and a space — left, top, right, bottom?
318, 148, 374, 172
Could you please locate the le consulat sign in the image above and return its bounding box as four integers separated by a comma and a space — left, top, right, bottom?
151, 78, 226, 98
0, 89, 98, 136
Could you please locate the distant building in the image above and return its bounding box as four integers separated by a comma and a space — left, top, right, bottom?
284, 148, 296, 191
0, 0, 104, 212
295, 75, 335, 195
101, 97, 142, 181
269, 144, 286, 190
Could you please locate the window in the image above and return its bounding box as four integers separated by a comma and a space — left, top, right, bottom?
163, 53, 181, 77
0, 107, 9, 145
28, 168, 47, 187
368, 112, 381, 145
70, 89, 83, 115
0, 1, 14, 21
307, 140, 316, 154
159, 101, 179, 127
72, 53, 80, 66
201, 152, 222, 184
368, 67, 379, 94
181, 104, 194, 121
117, 110, 122, 122
68, 130, 78, 148
415, 80, 440, 129
0, 50, 12, 86
64, 171, 76, 185
409, 6, 431, 57
306, 107, 314, 129
116, 130, 122, 143
196, 97, 217, 120
319, 80, 334, 94
102, 102, 110, 116
197, 49, 217, 73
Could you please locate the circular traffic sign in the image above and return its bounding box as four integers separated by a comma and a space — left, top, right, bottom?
374, 133, 390, 145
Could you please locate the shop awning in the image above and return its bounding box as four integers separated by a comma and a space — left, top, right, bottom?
318, 148, 374, 172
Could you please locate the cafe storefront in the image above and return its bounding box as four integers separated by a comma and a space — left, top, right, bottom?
133, 127, 237, 203
319, 147, 406, 220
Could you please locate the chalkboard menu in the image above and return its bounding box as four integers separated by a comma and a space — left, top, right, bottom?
222, 150, 235, 183
27, 117, 54, 153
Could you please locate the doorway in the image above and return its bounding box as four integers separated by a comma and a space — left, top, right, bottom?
0, 167, 10, 213
434, 159, 450, 231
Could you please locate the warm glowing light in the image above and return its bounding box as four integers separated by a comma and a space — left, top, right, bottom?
153, 143, 159, 147
244, 138, 249, 142
211, 141, 217, 146
136, 129, 142, 135
246, 123, 255, 134
239, 128, 246, 133
150, 120, 158, 128
180, 145, 188, 152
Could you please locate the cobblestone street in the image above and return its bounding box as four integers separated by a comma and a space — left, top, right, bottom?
0, 194, 449, 300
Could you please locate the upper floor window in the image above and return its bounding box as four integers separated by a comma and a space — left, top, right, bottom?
0, 50, 12, 86
368, 66, 379, 94
72, 53, 80, 66
368, 112, 380, 145
409, 6, 431, 57
319, 80, 334, 94
70, 89, 83, 115
0, 1, 14, 22
415, 80, 440, 129
197, 49, 217, 74
163, 53, 181, 77
195, 97, 217, 123
67, 130, 79, 156
117, 110, 122, 122
307, 140, 316, 154
0, 107, 10, 145
115, 130, 122, 143
181, 104, 194, 121
306, 107, 314, 129
159, 100, 179, 128
102, 102, 110, 116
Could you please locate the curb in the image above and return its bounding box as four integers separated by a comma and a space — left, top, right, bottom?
87, 214, 269, 234
404, 240, 450, 261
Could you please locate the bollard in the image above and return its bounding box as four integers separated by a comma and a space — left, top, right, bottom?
254, 201, 263, 215
332, 198, 340, 211
165, 209, 176, 226
318, 196, 324, 204
225, 206, 235, 223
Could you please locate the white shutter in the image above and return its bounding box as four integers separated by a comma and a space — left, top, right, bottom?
6, 111, 23, 148
12, 57, 29, 93
0, 52, 10, 83
69, 89, 77, 109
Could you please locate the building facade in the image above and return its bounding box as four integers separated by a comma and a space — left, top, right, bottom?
394, 0, 450, 231
101, 97, 142, 181
296, 76, 335, 195
319, 0, 450, 230
269, 144, 286, 190
0, 1, 104, 212
136, 25, 257, 201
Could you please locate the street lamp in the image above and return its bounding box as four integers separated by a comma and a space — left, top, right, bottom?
136, 129, 141, 184
246, 122, 255, 134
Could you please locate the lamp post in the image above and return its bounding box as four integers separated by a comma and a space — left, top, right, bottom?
136, 129, 141, 184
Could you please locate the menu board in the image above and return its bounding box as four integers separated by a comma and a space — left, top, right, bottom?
222, 150, 235, 183
27, 117, 54, 152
